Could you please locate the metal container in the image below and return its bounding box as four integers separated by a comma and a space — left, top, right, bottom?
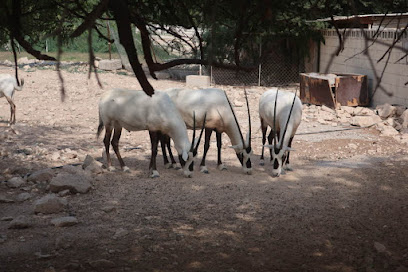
300, 73, 369, 109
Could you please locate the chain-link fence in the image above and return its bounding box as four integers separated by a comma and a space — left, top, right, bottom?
113, 27, 304, 86
210, 37, 304, 86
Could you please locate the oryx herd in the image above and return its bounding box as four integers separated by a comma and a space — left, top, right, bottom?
97, 87, 302, 178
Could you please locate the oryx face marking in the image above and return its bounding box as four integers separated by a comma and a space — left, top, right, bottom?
242, 147, 253, 175
179, 151, 195, 178
271, 147, 286, 177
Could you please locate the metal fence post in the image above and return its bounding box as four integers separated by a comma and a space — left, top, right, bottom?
210, 66, 213, 85
258, 36, 262, 86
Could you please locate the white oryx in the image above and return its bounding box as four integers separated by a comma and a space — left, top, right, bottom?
259, 88, 302, 177
0, 74, 24, 125
162, 88, 252, 175
97, 88, 205, 178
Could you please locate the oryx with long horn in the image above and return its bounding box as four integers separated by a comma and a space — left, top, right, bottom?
97, 88, 205, 178
162, 88, 253, 174
259, 88, 302, 177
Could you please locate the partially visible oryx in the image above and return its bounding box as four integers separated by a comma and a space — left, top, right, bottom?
97, 88, 205, 178
0, 74, 24, 125
162, 88, 252, 175
259, 88, 302, 177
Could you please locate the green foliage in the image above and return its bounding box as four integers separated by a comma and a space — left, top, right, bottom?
0, 0, 406, 66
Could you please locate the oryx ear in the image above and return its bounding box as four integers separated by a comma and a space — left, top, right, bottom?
263, 144, 274, 149
182, 151, 188, 161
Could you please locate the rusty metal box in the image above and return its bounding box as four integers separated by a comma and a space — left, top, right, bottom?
300, 73, 369, 109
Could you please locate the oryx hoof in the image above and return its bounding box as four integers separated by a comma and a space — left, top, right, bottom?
184, 171, 193, 178
150, 170, 160, 178
173, 164, 181, 170
284, 164, 293, 171
200, 166, 209, 174
218, 164, 227, 171
259, 159, 265, 166
122, 166, 130, 172
108, 166, 116, 172
165, 163, 173, 169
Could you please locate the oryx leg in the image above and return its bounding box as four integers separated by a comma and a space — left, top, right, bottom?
103, 125, 115, 171
160, 134, 172, 169
267, 130, 274, 161
260, 118, 268, 165
5, 96, 16, 125
284, 137, 294, 171
149, 131, 160, 178
267, 129, 280, 161
216, 131, 227, 170
161, 134, 178, 169
111, 127, 129, 172
165, 135, 178, 169
200, 128, 213, 173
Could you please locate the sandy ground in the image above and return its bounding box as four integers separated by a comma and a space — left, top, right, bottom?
0, 66, 407, 272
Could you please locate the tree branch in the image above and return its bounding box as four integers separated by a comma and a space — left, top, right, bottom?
70, 0, 110, 38
109, 0, 155, 96
150, 58, 255, 72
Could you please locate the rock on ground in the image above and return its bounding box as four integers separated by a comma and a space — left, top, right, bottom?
51, 216, 78, 227
34, 194, 67, 214
401, 109, 408, 129
16, 193, 32, 202
89, 259, 115, 269
49, 172, 92, 194
98, 59, 122, 71
350, 115, 382, 127
7, 176, 25, 188
8, 215, 32, 229
27, 169, 54, 183
376, 103, 396, 119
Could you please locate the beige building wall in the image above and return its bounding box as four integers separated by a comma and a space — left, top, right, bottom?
318, 29, 408, 107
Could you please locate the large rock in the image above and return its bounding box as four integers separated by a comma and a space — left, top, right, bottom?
82, 155, 103, 174
98, 59, 122, 71
377, 123, 399, 136
350, 115, 382, 127
49, 172, 92, 194
27, 169, 54, 183
401, 109, 408, 129
395, 105, 407, 116
34, 194, 67, 214
353, 107, 376, 116
17, 57, 34, 65
376, 103, 396, 119
341, 106, 355, 115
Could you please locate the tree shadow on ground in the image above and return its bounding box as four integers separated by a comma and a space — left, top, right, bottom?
1, 124, 407, 272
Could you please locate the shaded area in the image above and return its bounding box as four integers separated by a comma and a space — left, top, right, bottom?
1, 154, 407, 271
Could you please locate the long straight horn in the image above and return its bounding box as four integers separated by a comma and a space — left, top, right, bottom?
280, 88, 298, 150
190, 111, 197, 152
273, 89, 279, 148
194, 112, 207, 151
244, 88, 251, 148
224, 91, 246, 148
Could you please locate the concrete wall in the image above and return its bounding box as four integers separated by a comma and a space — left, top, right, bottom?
318, 29, 408, 107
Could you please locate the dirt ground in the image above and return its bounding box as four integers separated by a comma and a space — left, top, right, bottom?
0, 66, 407, 272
